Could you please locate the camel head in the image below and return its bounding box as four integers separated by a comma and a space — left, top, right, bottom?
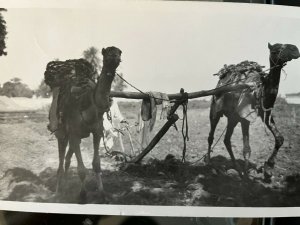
102, 46, 122, 71
268, 43, 300, 66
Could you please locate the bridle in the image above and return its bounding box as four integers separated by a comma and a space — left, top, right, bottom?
260, 45, 287, 123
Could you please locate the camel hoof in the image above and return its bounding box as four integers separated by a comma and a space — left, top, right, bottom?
233, 164, 247, 181
79, 189, 87, 204
263, 162, 273, 183
86, 191, 108, 204
55, 182, 64, 195
97, 191, 108, 203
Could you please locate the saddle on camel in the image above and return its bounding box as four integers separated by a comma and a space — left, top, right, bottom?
44, 47, 122, 201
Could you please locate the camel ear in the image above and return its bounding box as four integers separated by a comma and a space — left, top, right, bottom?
102, 48, 106, 55
268, 43, 273, 50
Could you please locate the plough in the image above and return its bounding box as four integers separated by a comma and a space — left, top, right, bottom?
109, 83, 252, 163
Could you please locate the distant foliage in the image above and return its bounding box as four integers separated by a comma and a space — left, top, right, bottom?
0, 77, 34, 98
35, 79, 51, 98
82, 46, 127, 91
112, 73, 127, 91
0, 8, 7, 56
82, 47, 101, 80
274, 96, 289, 114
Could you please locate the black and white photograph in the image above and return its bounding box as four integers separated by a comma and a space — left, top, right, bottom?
0, 1, 300, 216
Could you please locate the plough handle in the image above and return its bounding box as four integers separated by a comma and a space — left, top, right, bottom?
130, 113, 179, 164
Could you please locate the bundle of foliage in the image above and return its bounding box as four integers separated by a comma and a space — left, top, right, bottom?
44, 58, 96, 89
214, 60, 267, 83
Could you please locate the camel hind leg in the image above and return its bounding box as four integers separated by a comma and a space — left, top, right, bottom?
223, 116, 243, 177
92, 131, 104, 194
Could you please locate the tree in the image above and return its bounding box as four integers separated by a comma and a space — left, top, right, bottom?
83, 46, 101, 80
0, 8, 7, 57
1, 77, 34, 98
35, 79, 51, 98
112, 72, 127, 91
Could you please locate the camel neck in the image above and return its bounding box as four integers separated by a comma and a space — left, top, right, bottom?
94, 65, 117, 111
261, 58, 283, 109
266, 58, 283, 88
100, 66, 116, 77
97, 66, 116, 93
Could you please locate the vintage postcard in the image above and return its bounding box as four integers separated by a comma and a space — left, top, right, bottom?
0, 0, 300, 217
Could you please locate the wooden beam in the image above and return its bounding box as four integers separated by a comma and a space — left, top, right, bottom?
110, 84, 251, 100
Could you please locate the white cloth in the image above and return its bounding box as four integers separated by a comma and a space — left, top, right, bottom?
100, 99, 124, 149
138, 92, 170, 150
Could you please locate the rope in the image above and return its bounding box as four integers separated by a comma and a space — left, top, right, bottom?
116, 71, 260, 103
190, 126, 227, 165
181, 101, 189, 162
115, 73, 171, 102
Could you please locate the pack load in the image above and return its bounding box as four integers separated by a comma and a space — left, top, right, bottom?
44, 58, 97, 132
44, 58, 96, 89
214, 60, 267, 85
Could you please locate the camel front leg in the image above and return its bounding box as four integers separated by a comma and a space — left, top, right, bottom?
92, 131, 104, 194
206, 108, 221, 164
64, 146, 73, 176
262, 112, 284, 180
56, 137, 68, 194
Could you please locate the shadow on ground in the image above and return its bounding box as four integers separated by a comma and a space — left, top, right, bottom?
1, 155, 300, 206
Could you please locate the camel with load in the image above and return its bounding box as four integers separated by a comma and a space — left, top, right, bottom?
207, 43, 300, 180
45, 46, 122, 201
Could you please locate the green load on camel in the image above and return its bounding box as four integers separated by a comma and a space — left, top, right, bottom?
44, 59, 97, 132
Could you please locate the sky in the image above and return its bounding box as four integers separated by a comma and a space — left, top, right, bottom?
0, 2, 300, 95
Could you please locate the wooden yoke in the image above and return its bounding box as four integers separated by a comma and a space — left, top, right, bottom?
120, 84, 253, 165
110, 84, 251, 100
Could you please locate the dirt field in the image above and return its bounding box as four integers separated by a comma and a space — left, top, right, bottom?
1, 99, 300, 206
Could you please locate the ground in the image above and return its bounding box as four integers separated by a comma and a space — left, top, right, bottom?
0, 98, 300, 206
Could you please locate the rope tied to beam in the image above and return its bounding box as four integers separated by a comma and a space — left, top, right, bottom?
179, 89, 189, 163
116, 73, 171, 102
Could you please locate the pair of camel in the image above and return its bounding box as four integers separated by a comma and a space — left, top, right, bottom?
50, 43, 299, 201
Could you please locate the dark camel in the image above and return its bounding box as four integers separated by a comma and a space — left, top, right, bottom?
54, 46, 122, 199
207, 43, 299, 179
